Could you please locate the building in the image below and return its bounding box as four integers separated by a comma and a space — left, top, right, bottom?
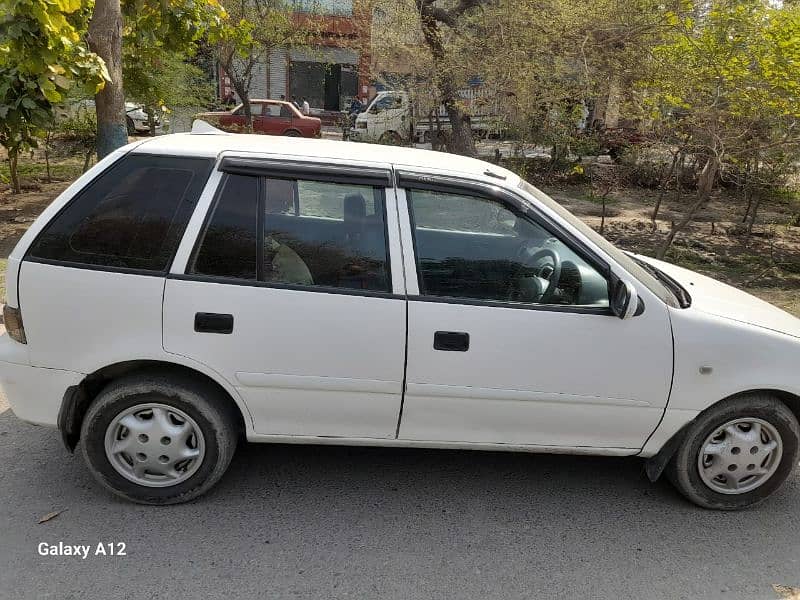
219, 0, 371, 114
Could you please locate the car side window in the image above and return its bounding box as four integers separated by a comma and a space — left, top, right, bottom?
263, 178, 390, 291
27, 155, 213, 272
192, 174, 258, 280
191, 173, 391, 293
280, 105, 294, 118
407, 188, 609, 307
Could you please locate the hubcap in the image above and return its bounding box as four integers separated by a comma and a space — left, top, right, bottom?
697, 417, 782, 495
104, 403, 205, 488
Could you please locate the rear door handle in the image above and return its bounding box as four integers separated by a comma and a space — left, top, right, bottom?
433, 331, 469, 352
194, 312, 234, 334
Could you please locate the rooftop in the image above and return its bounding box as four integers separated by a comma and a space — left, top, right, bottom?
130, 128, 520, 184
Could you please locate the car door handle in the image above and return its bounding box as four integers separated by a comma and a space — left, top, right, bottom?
194, 312, 234, 334
433, 331, 469, 352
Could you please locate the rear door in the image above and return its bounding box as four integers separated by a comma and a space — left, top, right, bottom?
261, 102, 292, 135
163, 157, 407, 439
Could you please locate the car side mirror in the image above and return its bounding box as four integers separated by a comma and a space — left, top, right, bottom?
611, 280, 640, 320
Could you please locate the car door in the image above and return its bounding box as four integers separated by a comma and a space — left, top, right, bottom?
395, 174, 673, 449
260, 103, 292, 135
163, 157, 407, 439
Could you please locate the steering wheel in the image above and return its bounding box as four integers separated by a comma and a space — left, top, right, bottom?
512, 244, 563, 304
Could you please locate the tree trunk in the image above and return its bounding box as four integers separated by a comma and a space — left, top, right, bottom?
147, 109, 156, 137
600, 195, 606, 235
417, 0, 476, 157
746, 193, 763, 236
651, 151, 679, 230
83, 149, 93, 173
88, 0, 128, 158
655, 156, 718, 259
8, 149, 20, 194
44, 130, 52, 183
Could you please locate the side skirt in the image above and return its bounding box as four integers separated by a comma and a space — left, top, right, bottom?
244, 433, 640, 457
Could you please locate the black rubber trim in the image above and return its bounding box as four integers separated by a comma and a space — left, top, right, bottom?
408, 294, 613, 315
219, 157, 393, 187
167, 273, 405, 300
644, 423, 691, 482
57, 385, 87, 453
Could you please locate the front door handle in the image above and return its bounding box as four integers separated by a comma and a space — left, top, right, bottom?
194, 312, 234, 334
434, 331, 469, 352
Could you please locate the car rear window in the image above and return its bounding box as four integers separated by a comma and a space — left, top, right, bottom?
27, 154, 213, 272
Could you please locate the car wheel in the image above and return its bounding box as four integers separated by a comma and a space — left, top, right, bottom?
284, 129, 302, 137
80, 372, 239, 505
668, 393, 799, 510
126, 116, 135, 136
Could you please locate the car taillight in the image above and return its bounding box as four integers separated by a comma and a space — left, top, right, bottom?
3, 305, 26, 344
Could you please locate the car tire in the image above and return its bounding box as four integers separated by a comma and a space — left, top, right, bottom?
667, 393, 799, 510
284, 129, 302, 137
80, 372, 239, 505
126, 116, 135, 136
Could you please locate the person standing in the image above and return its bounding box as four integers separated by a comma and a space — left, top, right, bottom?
301, 97, 310, 115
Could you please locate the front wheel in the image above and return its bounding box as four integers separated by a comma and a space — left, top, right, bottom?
668, 394, 799, 510
80, 372, 239, 505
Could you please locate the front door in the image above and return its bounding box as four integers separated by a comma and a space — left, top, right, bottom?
163, 162, 406, 439
396, 182, 673, 449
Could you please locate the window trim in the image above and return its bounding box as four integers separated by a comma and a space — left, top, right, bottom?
219, 157, 392, 188
23, 154, 214, 275
399, 171, 614, 315
186, 171, 395, 296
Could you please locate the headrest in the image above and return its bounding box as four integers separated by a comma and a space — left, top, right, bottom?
343, 194, 366, 221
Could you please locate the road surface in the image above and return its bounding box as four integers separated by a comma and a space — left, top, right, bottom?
1, 393, 798, 599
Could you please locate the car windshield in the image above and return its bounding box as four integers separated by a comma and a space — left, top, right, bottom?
517, 179, 679, 308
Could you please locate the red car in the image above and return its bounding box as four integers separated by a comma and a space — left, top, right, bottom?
196, 100, 321, 137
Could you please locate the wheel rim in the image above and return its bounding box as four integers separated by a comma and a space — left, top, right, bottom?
104, 403, 206, 488
697, 417, 783, 495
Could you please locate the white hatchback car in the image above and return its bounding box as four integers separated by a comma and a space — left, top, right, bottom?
1, 123, 799, 509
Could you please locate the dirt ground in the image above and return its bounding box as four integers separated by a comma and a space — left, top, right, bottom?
1, 153, 798, 317
547, 185, 800, 317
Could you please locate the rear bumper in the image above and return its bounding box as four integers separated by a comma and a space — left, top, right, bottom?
0, 357, 83, 427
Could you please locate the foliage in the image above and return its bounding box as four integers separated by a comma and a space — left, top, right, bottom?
124, 49, 214, 134
638, 0, 800, 255
0, 0, 108, 191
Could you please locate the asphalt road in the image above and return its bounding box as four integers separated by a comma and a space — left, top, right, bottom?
1, 393, 799, 600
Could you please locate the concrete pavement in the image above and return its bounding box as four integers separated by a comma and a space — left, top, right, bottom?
1, 392, 798, 599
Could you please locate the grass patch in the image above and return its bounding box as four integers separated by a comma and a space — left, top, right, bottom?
0, 157, 85, 186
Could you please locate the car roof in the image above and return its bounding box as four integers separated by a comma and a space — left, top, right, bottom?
131, 131, 520, 184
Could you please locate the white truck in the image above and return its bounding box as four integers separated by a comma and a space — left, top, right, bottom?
349, 89, 505, 145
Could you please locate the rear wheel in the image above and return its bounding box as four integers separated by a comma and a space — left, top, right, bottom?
668, 394, 799, 510
283, 129, 302, 137
80, 372, 239, 505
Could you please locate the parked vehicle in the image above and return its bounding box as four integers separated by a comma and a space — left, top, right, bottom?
2, 121, 799, 508
125, 103, 164, 135
350, 90, 505, 145
57, 100, 165, 135
195, 100, 321, 138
